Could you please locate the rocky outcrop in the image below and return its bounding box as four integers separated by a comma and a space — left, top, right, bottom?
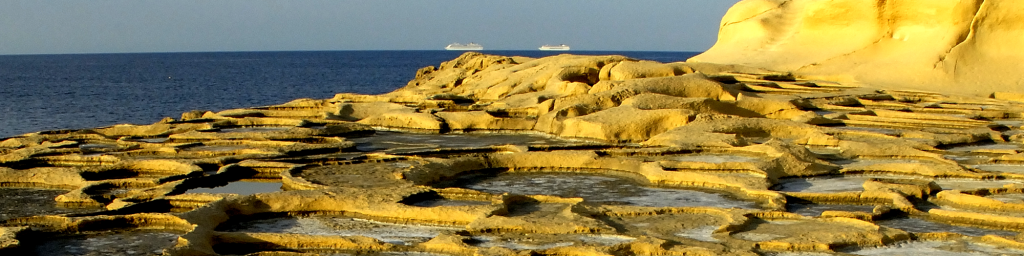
5, 52, 1024, 255
690, 0, 1024, 97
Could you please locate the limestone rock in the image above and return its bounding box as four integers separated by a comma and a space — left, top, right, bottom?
558, 106, 694, 142
0, 226, 26, 250
691, 0, 1024, 97
328, 101, 415, 121
435, 111, 535, 131
604, 60, 693, 80
620, 93, 762, 117
357, 111, 448, 131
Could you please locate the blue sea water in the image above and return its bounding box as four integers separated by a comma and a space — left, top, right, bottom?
0, 51, 699, 138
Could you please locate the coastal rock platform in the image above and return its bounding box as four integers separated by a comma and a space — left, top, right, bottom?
4, 52, 1024, 255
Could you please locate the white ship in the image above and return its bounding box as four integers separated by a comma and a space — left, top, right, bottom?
539, 44, 570, 51
445, 43, 483, 51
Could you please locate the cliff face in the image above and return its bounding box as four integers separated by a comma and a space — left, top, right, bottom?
690, 0, 1024, 96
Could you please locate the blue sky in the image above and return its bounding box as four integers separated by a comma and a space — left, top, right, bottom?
0, 1, 740, 54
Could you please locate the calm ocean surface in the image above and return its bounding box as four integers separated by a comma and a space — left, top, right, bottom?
0, 51, 699, 137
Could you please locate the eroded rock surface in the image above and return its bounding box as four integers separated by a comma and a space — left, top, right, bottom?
691, 0, 1024, 97
3, 52, 1024, 255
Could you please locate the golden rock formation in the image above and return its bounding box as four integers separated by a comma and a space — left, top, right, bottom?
2, 52, 1024, 255
690, 0, 1024, 97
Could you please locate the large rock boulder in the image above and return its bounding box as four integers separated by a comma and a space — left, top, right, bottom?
690, 0, 1024, 97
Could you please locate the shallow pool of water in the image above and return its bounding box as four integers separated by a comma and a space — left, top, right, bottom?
406, 198, 492, 207
469, 236, 571, 250
945, 143, 1021, 153
994, 120, 1024, 127
985, 193, 1024, 204
218, 216, 460, 245
875, 217, 1018, 237
0, 188, 99, 221
833, 158, 930, 166
456, 172, 757, 209
674, 225, 719, 242
932, 178, 1022, 191
185, 180, 282, 195
832, 126, 902, 136
28, 231, 180, 256
469, 234, 633, 250
786, 203, 876, 217
349, 131, 576, 152
774, 174, 939, 193
773, 176, 874, 193
132, 138, 169, 143
332, 253, 452, 256
764, 252, 836, 256
663, 154, 761, 164
969, 164, 1024, 175
217, 127, 292, 133
79, 143, 121, 150
844, 240, 1024, 256
183, 144, 252, 152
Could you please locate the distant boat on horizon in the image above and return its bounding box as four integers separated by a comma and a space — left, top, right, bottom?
445, 43, 483, 51
539, 44, 570, 51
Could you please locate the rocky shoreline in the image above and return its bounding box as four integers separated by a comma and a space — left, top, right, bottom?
3, 52, 1024, 255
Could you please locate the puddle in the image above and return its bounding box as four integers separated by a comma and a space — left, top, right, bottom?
406, 199, 491, 207
661, 154, 761, 164
935, 203, 1024, 218
185, 180, 282, 195
985, 193, 1024, 204
764, 253, 836, 256
813, 110, 843, 116
833, 158, 930, 166
217, 127, 291, 133
27, 231, 180, 256
455, 172, 757, 209
875, 217, 1018, 237
733, 232, 787, 242
732, 219, 876, 243
844, 240, 1024, 256
471, 235, 574, 250
994, 120, 1024, 127
774, 173, 941, 193
932, 178, 1022, 191
79, 144, 120, 150
469, 234, 632, 250
348, 131, 575, 152
333, 253, 452, 256
943, 154, 989, 162
786, 203, 876, 217
832, 126, 902, 135
217, 216, 460, 245
183, 145, 252, 152
575, 234, 636, 246
969, 164, 1024, 175
945, 143, 1021, 153
773, 175, 877, 193
316, 253, 438, 256
0, 188, 99, 221
132, 138, 169, 143
674, 225, 719, 242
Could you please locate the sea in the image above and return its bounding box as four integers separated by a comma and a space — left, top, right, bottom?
0, 51, 700, 138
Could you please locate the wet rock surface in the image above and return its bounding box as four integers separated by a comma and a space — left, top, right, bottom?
454, 172, 757, 209
0, 188, 99, 221
25, 231, 182, 256
4, 52, 1024, 255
